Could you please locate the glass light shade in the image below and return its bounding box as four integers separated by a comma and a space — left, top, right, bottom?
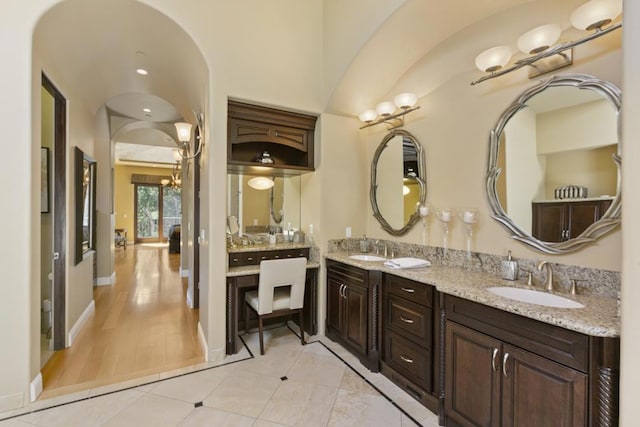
358, 109, 378, 123
247, 177, 275, 190
570, 0, 622, 31
376, 101, 396, 117
174, 122, 192, 142
403, 185, 410, 196
160, 178, 170, 186
475, 46, 512, 73
394, 93, 418, 109
517, 24, 562, 54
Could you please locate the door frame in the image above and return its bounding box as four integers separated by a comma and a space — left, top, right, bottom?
42, 73, 67, 351
192, 126, 201, 308
133, 183, 165, 243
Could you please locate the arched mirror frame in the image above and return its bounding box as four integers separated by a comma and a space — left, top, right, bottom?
371, 129, 427, 236
486, 73, 622, 254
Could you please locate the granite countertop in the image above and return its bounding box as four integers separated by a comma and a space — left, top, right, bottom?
325, 252, 620, 338
227, 242, 312, 253
227, 261, 320, 277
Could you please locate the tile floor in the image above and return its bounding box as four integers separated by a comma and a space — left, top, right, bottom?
0, 326, 440, 427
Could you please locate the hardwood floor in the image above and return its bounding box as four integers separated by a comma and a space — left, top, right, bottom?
40, 244, 203, 400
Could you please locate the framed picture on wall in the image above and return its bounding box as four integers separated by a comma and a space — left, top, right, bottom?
41, 147, 50, 213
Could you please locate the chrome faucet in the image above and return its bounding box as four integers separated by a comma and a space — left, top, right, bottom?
537, 260, 554, 292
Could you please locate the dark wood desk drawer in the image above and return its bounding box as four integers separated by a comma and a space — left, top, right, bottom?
386, 274, 432, 307
384, 330, 431, 388
387, 295, 432, 348
228, 252, 259, 267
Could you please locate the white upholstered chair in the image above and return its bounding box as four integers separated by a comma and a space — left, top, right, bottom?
244, 257, 307, 355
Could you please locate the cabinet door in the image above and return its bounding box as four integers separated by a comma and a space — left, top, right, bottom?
532, 203, 568, 242
501, 344, 587, 427
344, 282, 368, 355
568, 200, 603, 239
326, 276, 344, 334
445, 322, 501, 427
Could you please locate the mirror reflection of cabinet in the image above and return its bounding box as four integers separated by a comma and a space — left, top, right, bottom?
487, 74, 622, 254
227, 174, 301, 235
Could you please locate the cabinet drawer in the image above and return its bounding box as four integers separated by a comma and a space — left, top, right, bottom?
228, 252, 259, 267
386, 295, 432, 348
385, 274, 432, 307
384, 330, 431, 388
326, 260, 367, 286
281, 248, 310, 259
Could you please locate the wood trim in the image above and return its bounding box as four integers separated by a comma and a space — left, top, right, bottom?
42, 73, 67, 351
193, 126, 201, 309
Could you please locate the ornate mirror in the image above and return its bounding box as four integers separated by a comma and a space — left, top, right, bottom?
486, 74, 621, 254
371, 129, 426, 236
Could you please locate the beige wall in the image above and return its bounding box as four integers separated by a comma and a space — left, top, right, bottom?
114, 164, 174, 240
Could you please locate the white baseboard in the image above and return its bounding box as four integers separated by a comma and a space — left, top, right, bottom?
180, 268, 189, 278
197, 322, 208, 362
0, 392, 23, 413
209, 347, 225, 364
186, 288, 194, 308
30, 373, 43, 402
68, 300, 95, 346
96, 272, 115, 286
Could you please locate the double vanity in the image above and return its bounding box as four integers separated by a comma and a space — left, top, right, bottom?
325, 250, 619, 427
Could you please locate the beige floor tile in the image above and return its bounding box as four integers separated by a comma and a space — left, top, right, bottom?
327, 389, 403, 427
203, 371, 281, 418
0, 419, 35, 426
178, 406, 255, 427
259, 379, 337, 427
149, 370, 227, 403
100, 393, 194, 427
252, 420, 288, 427
286, 351, 346, 388
28, 389, 144, 427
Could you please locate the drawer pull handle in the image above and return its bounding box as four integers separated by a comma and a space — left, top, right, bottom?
491, 348, 498, 372
401, 287, 415, 294
400, 355, 414, 364
247, 257, 253, 261
503, 353, 510, 377
274, 256, 280, 259
287, 254, 293, 257
400, 316, 414, 324
232, 258, 238, 262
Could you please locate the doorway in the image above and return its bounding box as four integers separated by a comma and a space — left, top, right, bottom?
41, 74, 67, 354
134, 184, 181, 243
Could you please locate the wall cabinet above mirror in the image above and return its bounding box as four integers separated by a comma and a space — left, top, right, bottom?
371, 130, 426, 236
486, 74, 621, 254
227, 100, 317, 175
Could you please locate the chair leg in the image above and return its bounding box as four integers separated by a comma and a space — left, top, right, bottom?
258, 316, 265, 355
299, 310, 305, 345
244, 302, 250, 334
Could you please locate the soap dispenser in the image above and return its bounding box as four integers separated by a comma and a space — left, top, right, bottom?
501, 251, 519, 281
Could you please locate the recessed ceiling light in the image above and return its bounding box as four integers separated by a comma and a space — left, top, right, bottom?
136, 68, 148, 75
143, 108, 151, 113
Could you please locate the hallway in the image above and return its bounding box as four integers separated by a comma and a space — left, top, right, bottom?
39, 244, 203, 400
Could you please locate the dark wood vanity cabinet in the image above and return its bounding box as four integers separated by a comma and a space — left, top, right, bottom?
444, 295, 619, 427
228, 100, 317, 174
228, 247, 310, 268
532, 199, 612, 242
380, 274, 439, 412
326, 260, 381, 372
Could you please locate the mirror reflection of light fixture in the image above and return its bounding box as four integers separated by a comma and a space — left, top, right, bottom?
358, 92, 421, 130
248, 176, 275, 190
471, 0, 622, 85
174, 111, 204, 160
161, 157, 182, 189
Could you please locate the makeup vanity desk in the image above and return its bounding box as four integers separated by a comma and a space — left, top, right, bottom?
225, 243, 319, 354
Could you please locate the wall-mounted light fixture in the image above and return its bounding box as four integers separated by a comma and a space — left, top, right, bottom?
174, 111, 204, 160
247, 176, 275, 190
161, 153, 182, 188
471, 0, 622, 85
358, 92, 420, 129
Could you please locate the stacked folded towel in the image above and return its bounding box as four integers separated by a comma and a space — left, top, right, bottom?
384, 257, 431, 269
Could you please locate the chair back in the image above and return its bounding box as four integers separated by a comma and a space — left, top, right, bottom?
257, 257, 307, 314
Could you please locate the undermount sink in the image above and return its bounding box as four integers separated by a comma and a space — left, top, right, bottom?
487, 286, 584, 309
348, 254, 386, 262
